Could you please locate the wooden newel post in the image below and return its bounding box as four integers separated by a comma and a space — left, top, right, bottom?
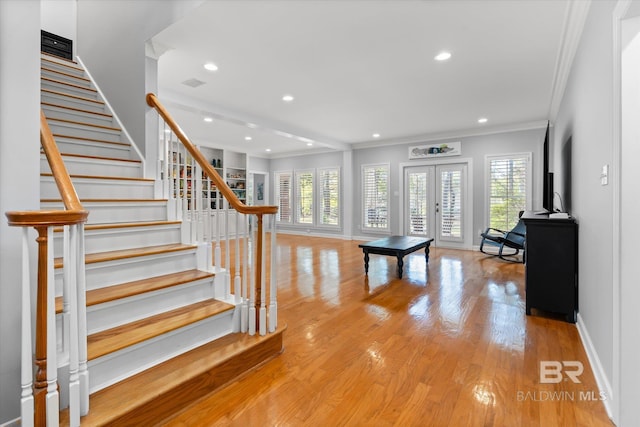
255, 215, 263, 331
33, 226, 49, 427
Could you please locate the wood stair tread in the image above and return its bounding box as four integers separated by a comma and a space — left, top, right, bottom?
59, 327, 285, 426
55, 269, 215, 314
52, 133, 129, 146
41, 101, 113, 118
42, 88, 105, 105
44, 116, 120, 132
87, 298, 234, 360
53, 220, 180, 233
41, 198, 167, 203
41, 172, 154, 182
54, 243, 196, 268
41, 52, 79, 66
41, 76, 97, 92
52, 151, 141, 163
41, 66, 91, 83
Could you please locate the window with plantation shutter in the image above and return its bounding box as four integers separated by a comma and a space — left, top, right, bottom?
440, 169, 462, 238
318, 168, 340, 226
295, 170, 314, 224
362, 164, 389, 230
486, 153, 531, 231
275, 171, 292, 223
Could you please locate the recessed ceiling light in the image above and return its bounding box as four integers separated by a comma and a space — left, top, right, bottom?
203, 62, 218, 72
434, 51, 452, 61
306, 142, 313, 147
265, 148, 272, 152
203, 117, 213, 123
372, 133, 381, 138
478, 117, 488, 124
282, 94, 294, 102
245, 136, 252, 141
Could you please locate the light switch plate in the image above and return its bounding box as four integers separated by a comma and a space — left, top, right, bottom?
601, 164, 608, 186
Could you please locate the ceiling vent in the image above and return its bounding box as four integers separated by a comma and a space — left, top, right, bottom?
182, 78, 206, 88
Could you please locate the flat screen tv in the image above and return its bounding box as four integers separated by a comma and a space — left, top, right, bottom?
542, 122, 554, 212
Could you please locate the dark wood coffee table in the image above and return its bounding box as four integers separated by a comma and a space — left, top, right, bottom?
358, 236, 434, 279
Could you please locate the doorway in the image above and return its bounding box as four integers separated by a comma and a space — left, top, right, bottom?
403, 163, 467, 247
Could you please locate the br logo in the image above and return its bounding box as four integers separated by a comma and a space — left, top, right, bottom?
540, 361, 584, 384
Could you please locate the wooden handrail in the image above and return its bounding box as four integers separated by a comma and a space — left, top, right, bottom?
146, 93, 278, 216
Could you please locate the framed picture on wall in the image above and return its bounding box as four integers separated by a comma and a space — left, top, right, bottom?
409, 141, 461, 159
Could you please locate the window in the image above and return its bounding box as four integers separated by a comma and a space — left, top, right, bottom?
274, 171, 292, 223
362, 164, 389, 230
318, 168, 340, 226
440, 169, 462, 239
295, 170, 314, 224
486, 153, 531, 230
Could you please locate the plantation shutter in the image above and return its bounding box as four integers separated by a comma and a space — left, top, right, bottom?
488, 155, 529, 230
362, 164, 389, 229
440, 170, 462, 238
275, 172, 292, 223
295, 171, 314, 224
319, 168, 340, 226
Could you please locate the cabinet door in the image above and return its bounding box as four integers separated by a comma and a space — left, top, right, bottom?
525, 221, 577, 318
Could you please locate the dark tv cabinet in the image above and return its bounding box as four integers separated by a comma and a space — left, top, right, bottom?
521, 211, 578, 323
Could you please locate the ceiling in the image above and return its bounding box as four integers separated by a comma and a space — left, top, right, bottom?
150, 0, 571, 158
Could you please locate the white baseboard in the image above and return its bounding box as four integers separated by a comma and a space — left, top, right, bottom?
576, 313, 615, 421
0, 418, 20, 427
276, 228, 351, 240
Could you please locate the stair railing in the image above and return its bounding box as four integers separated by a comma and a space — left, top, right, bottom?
5, 111, 88, 427
146, 93, 279, 336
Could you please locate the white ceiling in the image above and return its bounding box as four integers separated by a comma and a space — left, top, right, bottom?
150, 0, 571, 158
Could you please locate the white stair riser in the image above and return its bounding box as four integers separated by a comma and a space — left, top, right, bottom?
53, 224, 182, 255
41, 155, 142, 178
42, 105, 115, 127
52, 137, 134, 160
41, 59, 85, 78
41, 79, 99, 100
86, 310, 235, 393
42, 91, 106, 114
41, 177, 155, 199
48, 121, 122, 143
41, 201, 168, 224
41, 68, 92, 88
55, 250, 199, 292
86, 279, 215, 334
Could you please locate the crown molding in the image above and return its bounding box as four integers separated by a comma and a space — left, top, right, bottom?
351, 120, 549, 150
548, 0, 592, 120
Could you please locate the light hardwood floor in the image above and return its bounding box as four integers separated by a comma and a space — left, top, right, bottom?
162, 234, 612, 426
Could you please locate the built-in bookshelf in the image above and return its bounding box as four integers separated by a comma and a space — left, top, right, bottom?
199, 146, 247, 209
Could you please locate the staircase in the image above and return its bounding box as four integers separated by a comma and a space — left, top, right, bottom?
37, 53, 283, 426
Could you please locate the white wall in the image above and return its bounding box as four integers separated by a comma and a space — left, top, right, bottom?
0, 1, 42, 422
76, 0, 204, 156
620, 10, 640, 427
352, 127, 545, 244
553, 0, 619, 422
41, 0, 77, 57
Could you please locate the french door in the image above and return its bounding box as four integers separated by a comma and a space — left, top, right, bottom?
404, 164, 466, 246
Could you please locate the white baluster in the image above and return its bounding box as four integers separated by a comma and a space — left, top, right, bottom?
234, 212, 241, 304
248, 216, 256, 336
225, 208, 231, 299
20, 228, 34, 427
67, 225, 80, 427
45, 227, 59, 427
76, 225, 89, 416
259, 217, 267, 336
241, 214, 249, 333
268, 216, 278, 333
